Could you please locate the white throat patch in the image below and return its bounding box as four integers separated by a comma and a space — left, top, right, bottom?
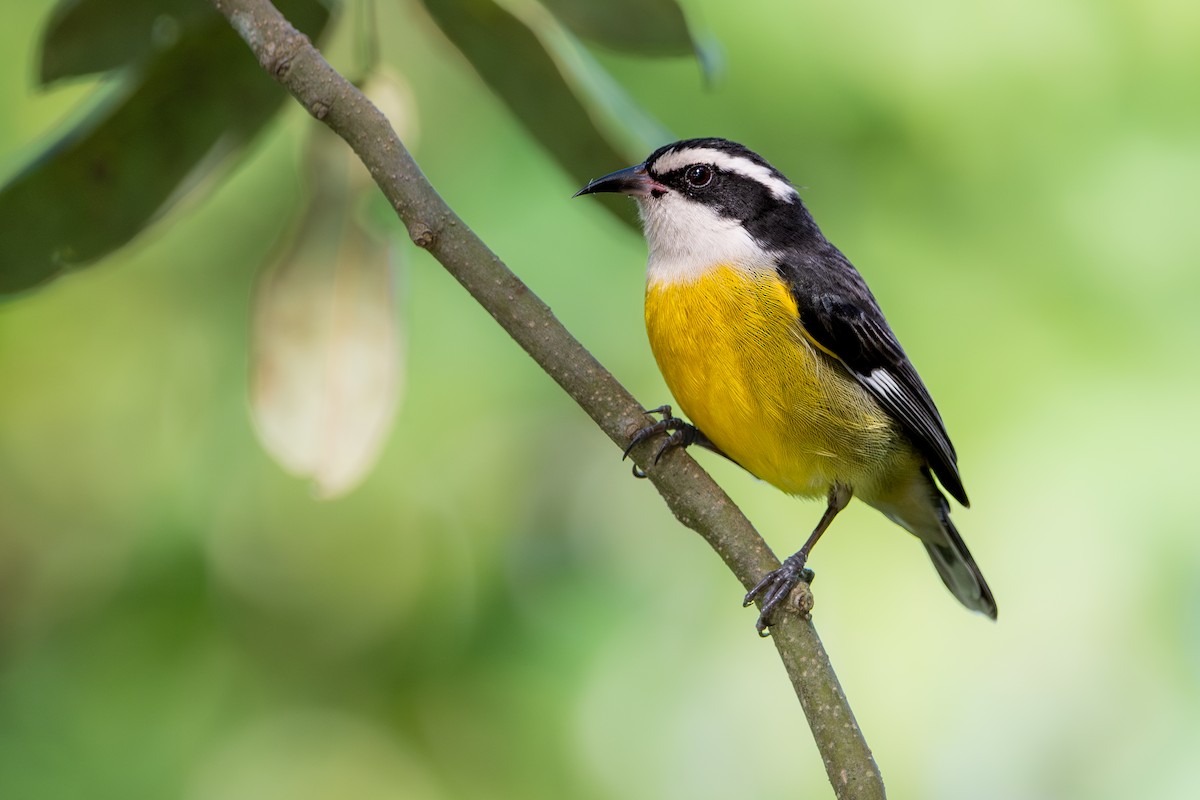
650, 147, 798, 202
636, 193, 776, 286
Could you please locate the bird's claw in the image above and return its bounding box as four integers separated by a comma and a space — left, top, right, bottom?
743, 560, 816, 636
623, 405, 699, 468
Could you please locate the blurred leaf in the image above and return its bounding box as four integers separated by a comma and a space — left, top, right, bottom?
539, 0, 694, 57
419, 0, 640, 228
516, 5, 674, 158
0, 0, 330, 297
251, 117, 406, 500
39, 0, 210, 84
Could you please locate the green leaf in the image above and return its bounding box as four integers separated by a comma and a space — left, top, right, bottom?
0, 0, 331, 297
521, 7, 675, 159
419, 0, 640, 229
539, 0, 696, 57
39, 0, 211, 84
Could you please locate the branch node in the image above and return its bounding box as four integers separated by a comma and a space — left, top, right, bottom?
791, 581, 815, 619
408, 222, 437, 250
309, 99, 330, 120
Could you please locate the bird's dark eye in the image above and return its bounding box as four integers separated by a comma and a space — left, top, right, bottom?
684, 164, 713, 188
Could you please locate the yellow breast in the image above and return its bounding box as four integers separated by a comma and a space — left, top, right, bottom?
644, 265, 903, 497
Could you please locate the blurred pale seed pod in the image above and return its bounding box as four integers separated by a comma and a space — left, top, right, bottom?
249, 69, 417, 498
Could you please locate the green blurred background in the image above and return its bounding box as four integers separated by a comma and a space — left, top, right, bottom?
3, 0, 1200, 798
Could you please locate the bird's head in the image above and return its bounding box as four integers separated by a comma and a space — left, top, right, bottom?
576, 138, 812, 279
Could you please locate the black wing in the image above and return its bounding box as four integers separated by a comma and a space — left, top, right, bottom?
778, 246, 969, 507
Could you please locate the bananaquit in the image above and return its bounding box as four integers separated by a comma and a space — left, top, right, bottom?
576, 138, 996, 633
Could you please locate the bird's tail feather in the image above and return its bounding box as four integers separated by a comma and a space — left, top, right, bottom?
923, 499, 997, 620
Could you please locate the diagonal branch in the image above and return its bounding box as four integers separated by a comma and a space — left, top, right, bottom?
210, 2, 886, 797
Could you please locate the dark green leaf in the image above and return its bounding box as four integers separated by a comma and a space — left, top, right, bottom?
0, 0, 331, 297
419, 0, 639, 229
528, 18, 674, 159
40, 0, 211, 84
540, 0, 695, 57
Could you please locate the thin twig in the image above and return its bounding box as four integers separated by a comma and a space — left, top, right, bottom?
210, 2, 886, 797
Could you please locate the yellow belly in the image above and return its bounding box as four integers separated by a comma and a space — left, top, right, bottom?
645, 266, 907, 497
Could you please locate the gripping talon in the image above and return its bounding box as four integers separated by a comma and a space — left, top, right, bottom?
623, 404, 702, 470
623, 421, 669, 460
743, 554, 814, 635
653, 427, 696, 464
743, 486, 847, 634
622, 405, 675, 460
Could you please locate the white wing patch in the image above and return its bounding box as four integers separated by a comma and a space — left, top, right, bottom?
863, 367, 947, 459
651, 147, 799, 202
864, 368, 901, 396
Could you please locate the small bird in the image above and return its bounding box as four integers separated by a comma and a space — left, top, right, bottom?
576, 138, 996, 633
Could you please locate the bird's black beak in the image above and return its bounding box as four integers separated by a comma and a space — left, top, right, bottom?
573, 163, 663, 198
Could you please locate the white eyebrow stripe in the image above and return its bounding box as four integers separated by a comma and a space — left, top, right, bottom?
650, 147, 798, 202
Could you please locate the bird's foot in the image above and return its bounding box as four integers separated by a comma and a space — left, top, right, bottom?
623, 405, 700, 478
743, 556, 816, 636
